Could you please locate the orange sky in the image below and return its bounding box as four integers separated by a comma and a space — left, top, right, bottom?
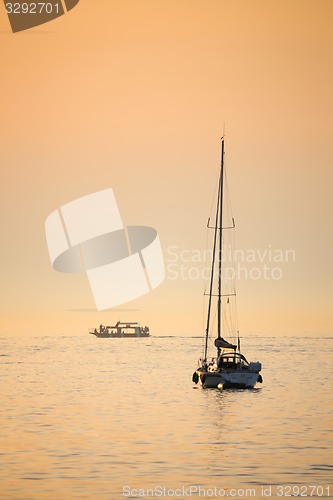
0, 0, 332, 336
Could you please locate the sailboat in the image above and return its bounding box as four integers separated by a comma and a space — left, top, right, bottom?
192, 137, 263, 389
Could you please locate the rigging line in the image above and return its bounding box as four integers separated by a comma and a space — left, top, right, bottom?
224, 165, 235, 224
202, 223, 209, 345
204, 293, 236, 297
231, 297, 236, 336
222, 158, 239, 337
230, 182, 238, 335
209, 307, 218, 351
204, 171, 221, 361
234, 287, 239, 340
202, 164, 220, 356
222, 296, 233, 337
206, 297, 218, 347
207, 170, 221, 225
202, 201, 212, 297
201, 291, 206, 358
226, 173, 238, 336
228, 292, 234, 335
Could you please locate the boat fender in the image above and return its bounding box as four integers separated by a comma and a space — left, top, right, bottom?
192, 372, 199, 384
200, 374, 206, 385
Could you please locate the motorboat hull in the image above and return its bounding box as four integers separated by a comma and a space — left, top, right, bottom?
89, 331, 150, 338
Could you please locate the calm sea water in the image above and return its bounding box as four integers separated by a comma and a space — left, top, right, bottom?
0, 334, 332, 499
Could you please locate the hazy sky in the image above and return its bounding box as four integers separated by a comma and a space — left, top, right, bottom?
1, 0, 332, 336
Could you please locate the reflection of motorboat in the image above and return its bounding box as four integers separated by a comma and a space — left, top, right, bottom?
89, 321, 150, 338
192, 138, 262, 389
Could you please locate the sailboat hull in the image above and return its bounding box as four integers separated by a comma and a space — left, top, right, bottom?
194, 369, 261, 389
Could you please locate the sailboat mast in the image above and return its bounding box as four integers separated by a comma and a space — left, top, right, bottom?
217, 137, 225, 357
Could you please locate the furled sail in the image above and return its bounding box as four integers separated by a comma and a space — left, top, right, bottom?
214, 337, 237, 350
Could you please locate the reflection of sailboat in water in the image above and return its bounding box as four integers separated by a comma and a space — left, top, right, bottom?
192, 137, 262, 389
